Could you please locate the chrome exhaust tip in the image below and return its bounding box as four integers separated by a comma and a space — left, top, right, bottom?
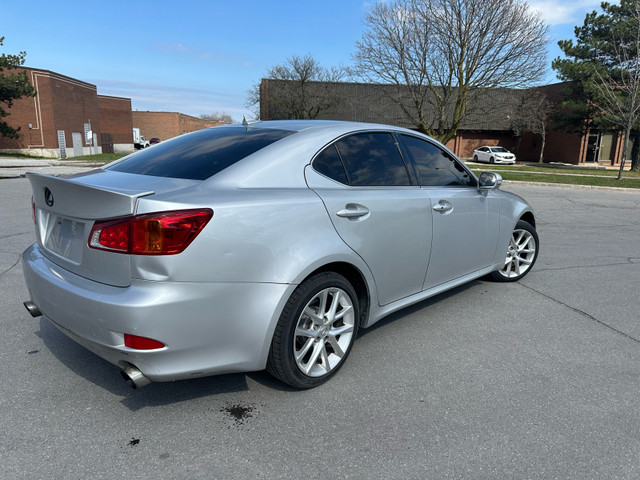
121, 366, 152, 389
23, 301, 42, 318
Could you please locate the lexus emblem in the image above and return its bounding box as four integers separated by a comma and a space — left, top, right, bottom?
44, 187, 54, 207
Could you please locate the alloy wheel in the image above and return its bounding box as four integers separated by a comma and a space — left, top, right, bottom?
293, 287, 355, 377
498, 228, 537, 279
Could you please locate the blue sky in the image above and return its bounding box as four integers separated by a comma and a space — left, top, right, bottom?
1, 0, 608, 121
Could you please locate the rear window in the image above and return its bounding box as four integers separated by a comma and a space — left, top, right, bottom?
108, 127, 294, 180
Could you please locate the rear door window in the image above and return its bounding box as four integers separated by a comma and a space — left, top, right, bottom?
334, 133, 411, 186
109, 127, 294, 180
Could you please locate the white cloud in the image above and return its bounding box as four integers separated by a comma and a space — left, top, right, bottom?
527, 0, 603, 26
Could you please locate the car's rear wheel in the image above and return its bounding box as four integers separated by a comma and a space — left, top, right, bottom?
473, 155, 479, 162
489, 220, 539, 282
267, 272, 359, 389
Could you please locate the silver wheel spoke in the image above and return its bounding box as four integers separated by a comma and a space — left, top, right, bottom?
319, 346, 330, 372
334, 304, 353, 321
330, 324, 354, 337
295, 338, 315, 363
303, 306, 323, 324
295, 327, 319, 339
327, 336, 345, 358
318, 290, 328, 319
305, 342, 324, 374
326, 290, 341, 323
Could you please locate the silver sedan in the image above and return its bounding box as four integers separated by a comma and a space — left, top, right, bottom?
22, 121, 539, 389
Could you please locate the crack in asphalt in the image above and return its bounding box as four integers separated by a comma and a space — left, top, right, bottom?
533, 257, 639, 273
519, 283, 640, 345
0, 255, 21, 278
0, 231, 32, 240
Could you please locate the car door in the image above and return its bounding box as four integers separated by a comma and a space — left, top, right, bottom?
305, 132, 432, 306
398, 135, 501, 290
478, 146, 489, 163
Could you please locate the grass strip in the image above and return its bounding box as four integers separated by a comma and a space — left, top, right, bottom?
469, 164, 640, 178
472, 170, 640, 189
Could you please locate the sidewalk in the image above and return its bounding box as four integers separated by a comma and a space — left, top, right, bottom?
0, 156, 98, 178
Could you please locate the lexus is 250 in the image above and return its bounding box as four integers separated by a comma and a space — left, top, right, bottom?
22, 120, 539, 389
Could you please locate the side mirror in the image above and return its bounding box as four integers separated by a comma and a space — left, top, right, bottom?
478, 171, 503, 190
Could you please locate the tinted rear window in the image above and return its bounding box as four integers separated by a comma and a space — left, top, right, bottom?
335, 133, 411, 186
109, 127, 294, 180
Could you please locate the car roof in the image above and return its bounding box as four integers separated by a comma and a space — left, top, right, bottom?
225, 119, 420, 137
207, 120, 446, 188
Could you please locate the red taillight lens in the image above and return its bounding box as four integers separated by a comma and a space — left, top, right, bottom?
124, 334, 165, 350
89, 209, 213, 255
31, 197, 36, 224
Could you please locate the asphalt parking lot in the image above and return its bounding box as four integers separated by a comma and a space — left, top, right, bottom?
1, 177, 639, 479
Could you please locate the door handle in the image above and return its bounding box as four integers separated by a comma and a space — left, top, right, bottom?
336, 205, 370, 218
433, 201, 454, 213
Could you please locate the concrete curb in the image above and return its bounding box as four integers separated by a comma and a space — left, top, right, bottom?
502, 180, 640, 194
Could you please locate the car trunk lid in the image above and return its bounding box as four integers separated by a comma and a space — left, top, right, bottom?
27, 170, 198, 287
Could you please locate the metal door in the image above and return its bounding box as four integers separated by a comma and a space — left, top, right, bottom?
101, 133, 114, 153
72, 132, 83, 157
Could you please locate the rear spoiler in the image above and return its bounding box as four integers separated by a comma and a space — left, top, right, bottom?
27, 172, 155, 219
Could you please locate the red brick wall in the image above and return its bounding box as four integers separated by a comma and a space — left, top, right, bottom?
98, 95, 133, 144
132, 111, 221, 141
0, 68, 52, 150
49, 71, 100, 147
0, 68, 100, 152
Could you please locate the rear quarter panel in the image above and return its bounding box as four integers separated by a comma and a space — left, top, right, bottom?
132, 185, 372, 286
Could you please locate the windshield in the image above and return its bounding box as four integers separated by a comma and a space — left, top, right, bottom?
490, 147, 509, 153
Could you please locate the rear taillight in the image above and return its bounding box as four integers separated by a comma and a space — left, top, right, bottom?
31, 197, 36, 224
89, 209, 213, 255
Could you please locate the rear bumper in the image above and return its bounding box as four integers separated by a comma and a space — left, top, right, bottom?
22, 243, 293, 382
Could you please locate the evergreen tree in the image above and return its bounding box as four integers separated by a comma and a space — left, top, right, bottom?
553, 1, 640, 172
0, 36, 37, 139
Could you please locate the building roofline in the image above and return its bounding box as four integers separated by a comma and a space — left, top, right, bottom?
21, 66, 97, 90
261, 77, 572, 90
97, 94, 132, 101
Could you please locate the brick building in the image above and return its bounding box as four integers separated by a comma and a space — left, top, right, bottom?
0, 67, 134, 158
259, 79, 632, 167
131, 111, 221, 142
0, 67, 221, 159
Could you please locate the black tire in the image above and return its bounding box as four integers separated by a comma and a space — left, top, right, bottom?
473, 155, 479, 162
267, 272, 359, 389
489, 220, 539, 282
489, 156, 495, 164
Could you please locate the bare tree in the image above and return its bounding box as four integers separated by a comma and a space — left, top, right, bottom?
590, 3, 640, 179
510, 90, 554, 163
246, 54, 349, 120
199, 111, 234, 123
354, 0, 548, 143
529, 93, 554, 164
